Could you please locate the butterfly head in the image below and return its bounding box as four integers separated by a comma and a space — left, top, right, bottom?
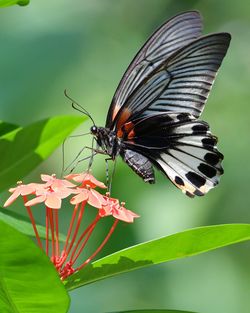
90, 125, 98, 135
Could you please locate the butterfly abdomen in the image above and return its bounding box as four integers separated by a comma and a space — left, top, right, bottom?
120, 149, 155, 184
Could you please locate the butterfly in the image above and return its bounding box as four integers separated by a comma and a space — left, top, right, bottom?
89, 11, 231, 197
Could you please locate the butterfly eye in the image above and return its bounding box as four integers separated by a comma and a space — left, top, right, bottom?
90, 125, 98, 135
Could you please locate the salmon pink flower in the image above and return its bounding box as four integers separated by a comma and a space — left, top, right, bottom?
4, 182, 37, 207
65, 172, 106, 189
25, 187, 73, 209
100, 195, 140, 223
70, 187, 107, 208
4, 172, 140, 280
41, 174, 76, 191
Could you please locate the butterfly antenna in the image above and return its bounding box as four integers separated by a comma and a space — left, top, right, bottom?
64, 89, 96, 125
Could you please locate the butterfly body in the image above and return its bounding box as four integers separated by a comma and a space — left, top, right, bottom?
90, 11, 231, 197
90, 126, 121, 159
91, 125, 156, 183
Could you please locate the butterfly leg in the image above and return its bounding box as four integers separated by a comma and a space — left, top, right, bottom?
105, 157, 112, 190
63, 146, 92, 174
61, 132, 91, 176
65, 145, 105, 173
70, 146, 109, 173
104, 157, 117, 193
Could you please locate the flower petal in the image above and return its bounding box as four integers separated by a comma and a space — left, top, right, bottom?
112, 206, 140, 223
9, 187, 18, 193
83, 173, 107, 189
25, 195, 46, 207
51, 179, 76, 191
54, 188, 72, 199
65, 172, 106, 189
88, 189, 107, 208
41, 174, 54, 182
29, 182, 47, 192
20, 184, 36, 196
45, 195, 62, 209
70, 190, 88, 205
61, 179, 76, 188
64, 173, 84, 183
3, 190, 20, 207
99, 205, 112, 217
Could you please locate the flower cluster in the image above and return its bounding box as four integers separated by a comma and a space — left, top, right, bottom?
4, 172, 139, 280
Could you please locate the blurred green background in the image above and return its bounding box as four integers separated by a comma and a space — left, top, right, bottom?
1, 0, 250, 312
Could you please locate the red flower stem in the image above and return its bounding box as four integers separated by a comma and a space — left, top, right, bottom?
70, 214, 100, 264
62, 204, 79, 254
66, 201, 86, 256
54, 210, 59, 256
22, 196, 43, 250
57, 204, 92, 270
48, 208, 55, 260
46, 207, 49, 255
76, 219, 119, 271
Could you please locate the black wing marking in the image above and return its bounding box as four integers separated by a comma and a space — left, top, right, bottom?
111, 33, 231, 131
106, 11, 203, 128
123, 113, 223, 197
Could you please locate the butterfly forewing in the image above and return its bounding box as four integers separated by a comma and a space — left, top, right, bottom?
111, 33, 231, 132
106, 11, 203, 128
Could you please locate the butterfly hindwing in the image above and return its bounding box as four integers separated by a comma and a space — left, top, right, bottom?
123, 113, 223, 197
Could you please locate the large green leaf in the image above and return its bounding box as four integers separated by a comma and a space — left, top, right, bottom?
0, 220, 69, 313
65, 224, 250, 290
0, 207, 67, 242
0, 115, 86, 192
0, 0, 29, 7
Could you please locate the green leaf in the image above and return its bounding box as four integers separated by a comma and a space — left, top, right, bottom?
0, 207, 67, 242
0, 0, 29, 7
111, 310, 198, 313
0, 220, 69, 313
65, 224, 250, 291
0, 121, 19, 137
0, 115, 86, 192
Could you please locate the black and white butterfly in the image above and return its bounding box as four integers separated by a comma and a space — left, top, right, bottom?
89, 11, 231, 197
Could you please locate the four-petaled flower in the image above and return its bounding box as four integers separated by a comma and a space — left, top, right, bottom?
100, 195, 140, 223
70, 187, 107, 208
41, 174, 76, 191
25, 187, 74, 209
65, 172, 106, 189
4, 182, 40, 207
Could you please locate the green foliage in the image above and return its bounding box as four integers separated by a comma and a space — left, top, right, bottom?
0, 115, 86, 192
65, 224, 250, 290
0, 207, 67, 241
0, 121, 19, 137
0, 0, 29, 7
0, 220, 69, 313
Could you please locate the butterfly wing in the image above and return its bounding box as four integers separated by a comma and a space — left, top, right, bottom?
122, 113, 223, 197
106, 11, 203, 128
111, 33, 231, 133
103, 12, 230, 196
